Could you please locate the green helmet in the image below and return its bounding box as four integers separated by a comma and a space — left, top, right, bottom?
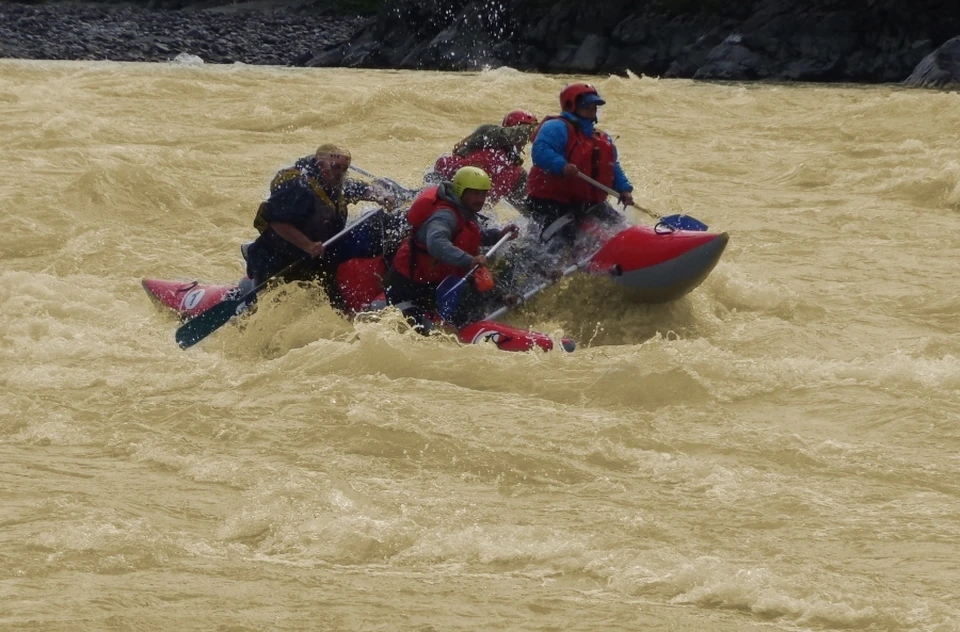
452, 166, 492, 199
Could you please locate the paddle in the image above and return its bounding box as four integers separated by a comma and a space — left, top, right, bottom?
575, 172, 709, 232
483, 249, 600, 322
435, 232, 513, 322
348, 165, 418, 202
175, 210, 379, 349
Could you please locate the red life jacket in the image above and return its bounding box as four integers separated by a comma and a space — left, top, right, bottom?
391, 186, 482, 284
526, 116, 616, 204
433, 150, 525, 201
336, 256, 387, 313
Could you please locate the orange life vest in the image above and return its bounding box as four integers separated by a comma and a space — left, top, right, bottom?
526, 116, 616, 204
391, 186, 482, 284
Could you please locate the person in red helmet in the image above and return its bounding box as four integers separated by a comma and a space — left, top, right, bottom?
524, 83, 634, 245
501, 109, 539, 128
428, 109, 539, 206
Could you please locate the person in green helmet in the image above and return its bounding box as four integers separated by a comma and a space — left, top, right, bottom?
383, 166, 519, 332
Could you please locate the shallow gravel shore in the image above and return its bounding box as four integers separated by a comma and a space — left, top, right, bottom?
0, 2, 368, 65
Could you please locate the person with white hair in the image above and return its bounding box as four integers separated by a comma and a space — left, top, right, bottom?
244, 143, 395, 309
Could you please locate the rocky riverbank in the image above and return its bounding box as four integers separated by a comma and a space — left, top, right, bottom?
2, 0, 959, 87
0, 1, 368, 65
304, 0, 960, 87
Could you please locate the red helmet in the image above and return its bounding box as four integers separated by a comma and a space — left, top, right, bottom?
560, 83, 605, 112
502, 109, 539, 127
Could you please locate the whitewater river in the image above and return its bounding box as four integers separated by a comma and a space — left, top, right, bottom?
2, 59, 959, 631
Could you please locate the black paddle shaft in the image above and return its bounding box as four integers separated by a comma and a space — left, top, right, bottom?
174, 210, 378, 349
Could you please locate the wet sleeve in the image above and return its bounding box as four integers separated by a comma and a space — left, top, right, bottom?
610, 140, 634, 193
531, 120, 569, 175
342, 178, 374, 204
480, 227, 503, 246
419, 210, 474, 269
260, 179, 315, 224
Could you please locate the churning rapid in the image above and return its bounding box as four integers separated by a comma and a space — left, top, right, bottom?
2, 59, 959, 631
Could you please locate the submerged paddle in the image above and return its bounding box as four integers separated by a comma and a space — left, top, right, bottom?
348, 165, 418, 202
175, 210, 378, 349
575, 172, 709, 232
435, 232, 513, 322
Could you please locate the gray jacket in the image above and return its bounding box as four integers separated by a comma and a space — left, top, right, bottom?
416, 182, 502, 269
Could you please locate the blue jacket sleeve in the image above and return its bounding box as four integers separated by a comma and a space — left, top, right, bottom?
609, 140, 633, 193
530, 119, 570, 175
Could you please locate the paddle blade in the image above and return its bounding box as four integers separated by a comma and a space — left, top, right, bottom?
175, 298, 247, 349
660, 213, 709, 232
435, 275, 465, 322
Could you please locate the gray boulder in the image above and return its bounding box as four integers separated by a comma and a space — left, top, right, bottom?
904, 35, 960, 89
694, 34, 774, 80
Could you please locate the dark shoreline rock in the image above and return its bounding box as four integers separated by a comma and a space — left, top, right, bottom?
3, 0, 960, 88
305, 0, 960, 87
1, 1, 368, 65
904, 35, 960, 88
